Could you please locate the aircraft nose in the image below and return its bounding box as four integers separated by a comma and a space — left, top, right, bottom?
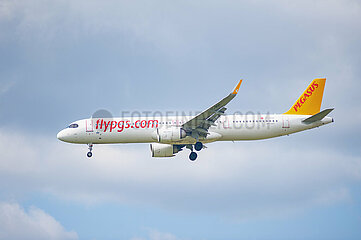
57, 130, 66, 141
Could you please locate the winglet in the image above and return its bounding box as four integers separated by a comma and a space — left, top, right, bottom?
232, 79, 242, 95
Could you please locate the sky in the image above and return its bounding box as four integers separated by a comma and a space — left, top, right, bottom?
0, 0, 361, 239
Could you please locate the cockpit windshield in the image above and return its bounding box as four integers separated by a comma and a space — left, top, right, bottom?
68, 123, 79, 128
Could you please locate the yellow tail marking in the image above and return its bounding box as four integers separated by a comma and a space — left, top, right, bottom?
284, 78, 326, 115
232, 79, 242, 95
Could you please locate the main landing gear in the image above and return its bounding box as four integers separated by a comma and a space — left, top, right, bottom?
189, 152, 197, 161
194, 141, 203, 151
87, 143, 93, 158
187, 142, 204, 161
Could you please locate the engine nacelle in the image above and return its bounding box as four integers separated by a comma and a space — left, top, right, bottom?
153, 127, 187, 143
150, 143, 182, 157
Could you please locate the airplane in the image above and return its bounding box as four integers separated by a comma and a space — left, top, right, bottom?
57, 78, 334, 161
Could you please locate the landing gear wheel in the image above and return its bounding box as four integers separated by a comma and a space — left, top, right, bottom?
87, 143, 93, 158
189, 152, 197, 161
194, 142, 203, 151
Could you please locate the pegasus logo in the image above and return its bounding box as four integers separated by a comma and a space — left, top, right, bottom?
293, 81, 319, 112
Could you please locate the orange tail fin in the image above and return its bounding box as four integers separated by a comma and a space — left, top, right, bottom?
284, 78, 326, 115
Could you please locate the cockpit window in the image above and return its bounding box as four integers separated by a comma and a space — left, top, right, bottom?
68, 124, 79, 128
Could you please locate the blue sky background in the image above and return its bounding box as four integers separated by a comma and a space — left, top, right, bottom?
0, 0, 361, 239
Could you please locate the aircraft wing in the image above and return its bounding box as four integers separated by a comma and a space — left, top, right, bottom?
182, 80, 242, 139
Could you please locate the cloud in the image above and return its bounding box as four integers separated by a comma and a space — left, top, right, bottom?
0, 128, 360, 221
0, 0, 191, 53
4, 0, 359, 58
0, 80, 15, 96
131, 229, 186, 240
147, 229, 183, 240
0, 202, 78, 240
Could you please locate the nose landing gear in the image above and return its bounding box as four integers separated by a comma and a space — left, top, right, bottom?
87, 143, 93, 158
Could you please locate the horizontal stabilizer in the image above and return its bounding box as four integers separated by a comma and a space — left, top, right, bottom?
302, 108, 334, 124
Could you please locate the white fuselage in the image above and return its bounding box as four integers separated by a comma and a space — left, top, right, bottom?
57, 114, 333, 145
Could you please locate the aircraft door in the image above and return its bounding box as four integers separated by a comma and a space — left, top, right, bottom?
282, 116, 290, 128
86, 119, 94, 132
223, 118, 230, 129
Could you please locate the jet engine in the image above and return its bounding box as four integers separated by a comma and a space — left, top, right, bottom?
150, 143, 183, 157
153, 127, 187, 143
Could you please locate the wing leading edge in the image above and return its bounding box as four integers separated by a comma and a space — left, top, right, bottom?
182, 80, 242, 139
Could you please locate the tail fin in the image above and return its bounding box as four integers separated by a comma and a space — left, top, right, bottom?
284, 78, 326, 115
